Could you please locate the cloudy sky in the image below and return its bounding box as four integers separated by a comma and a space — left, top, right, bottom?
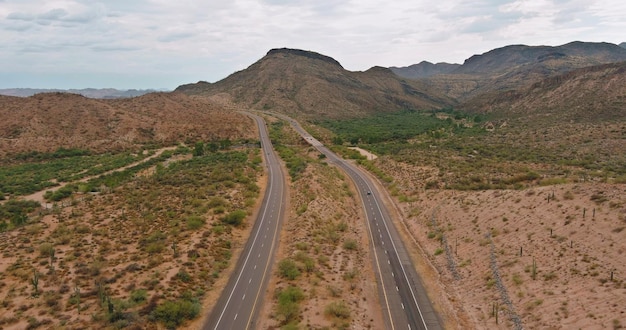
1, 0, 624, 89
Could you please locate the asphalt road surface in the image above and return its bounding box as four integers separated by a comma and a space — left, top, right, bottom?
203, 113, 287, 330
277, 114, 442, 330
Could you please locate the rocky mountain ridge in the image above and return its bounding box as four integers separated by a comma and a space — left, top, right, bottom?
177, 48, 456, 118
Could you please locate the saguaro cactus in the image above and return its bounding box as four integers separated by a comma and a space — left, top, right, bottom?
31, 270, 39, 295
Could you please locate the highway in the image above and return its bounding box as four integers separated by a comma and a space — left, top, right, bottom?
276, 114, 442, 330
202, 113, 286, 330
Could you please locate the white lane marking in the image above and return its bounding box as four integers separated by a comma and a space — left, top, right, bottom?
234, 314, 238, 320
249, 278, 252, 284
242, 294, 246, 300
213, 132, 277, 329
402, 303, 405, 309
396, 286, 399, 291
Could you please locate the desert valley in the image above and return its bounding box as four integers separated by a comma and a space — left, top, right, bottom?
1, 42, 626, 330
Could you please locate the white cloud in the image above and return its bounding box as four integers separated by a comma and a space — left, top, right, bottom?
0, 0, 624, 89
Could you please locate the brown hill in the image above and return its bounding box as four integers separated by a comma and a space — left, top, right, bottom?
459, 61, 626, 122
418, 41, 626, 101
177, 48, 455, 119
0, 92, 254, 157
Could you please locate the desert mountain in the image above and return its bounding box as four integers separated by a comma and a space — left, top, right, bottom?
0, 88, 161, 99
406, 41, 626, 101
0, 92, 254, 158
453, 41, 626, 74
176, 48, 455, 119
390, 61, 460, 79
459, 61, 626, 122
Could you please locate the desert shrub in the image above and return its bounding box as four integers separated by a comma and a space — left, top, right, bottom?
591, 193, 608, 204
278, 259, 300, 280
43, 184, 77, 201
152, 298, 200, 329
294, 252, 315, 272
176, 270, 192, 283
207, 197, 227, 208
343, 239, 357, 251
0, 199, 40, 225
129, 289, 147, 305
141, 231, 167, 254
39, 243, 55, 257
185, 216, 205, 230
324, 301, 350, 319
145, 242, 164, 254
222, 210, 247, 226
275, 286, 305, 324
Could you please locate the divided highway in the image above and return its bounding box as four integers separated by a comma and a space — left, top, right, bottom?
203, 113, 286, 330
277, 114, 442, 330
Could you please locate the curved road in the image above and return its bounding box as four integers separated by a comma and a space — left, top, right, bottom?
203, 113, 286, 330
276, 114, 442, 330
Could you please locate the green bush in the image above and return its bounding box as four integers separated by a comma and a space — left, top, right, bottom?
222, 210, 247, 226
129, 289, 148, 305
43, 184, 77, 201
278, 259, 300, 280
207, 197, 227, 208
186, 216, 205, 230
152, 298, 200, 329
275, 286, 305, 324
0, 199, 40, 224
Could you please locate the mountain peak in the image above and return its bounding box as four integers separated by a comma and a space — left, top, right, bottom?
266, 48, 343, 68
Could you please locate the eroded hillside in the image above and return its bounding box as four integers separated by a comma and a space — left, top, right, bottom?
0, 92, 254, 158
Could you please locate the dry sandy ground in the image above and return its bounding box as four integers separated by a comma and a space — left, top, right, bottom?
375, 156, 626, 329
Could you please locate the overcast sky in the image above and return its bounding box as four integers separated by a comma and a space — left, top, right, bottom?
1, 0, 624, 89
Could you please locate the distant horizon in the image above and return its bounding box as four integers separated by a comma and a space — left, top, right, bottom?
0, 87, 171, 91
2, 40, 625, 91
2, 0, 625, 89
0, 87, 171, 99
